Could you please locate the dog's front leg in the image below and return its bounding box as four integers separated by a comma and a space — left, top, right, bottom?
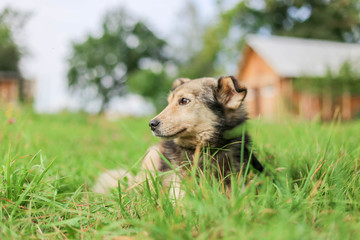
162, 171, 185, 203
92, 168, 135, 194
93, 144, 162, 194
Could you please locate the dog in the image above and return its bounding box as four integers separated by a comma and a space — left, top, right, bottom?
93, 76, 263, 197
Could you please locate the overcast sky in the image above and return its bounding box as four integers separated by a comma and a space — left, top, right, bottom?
0, 0, 218, 113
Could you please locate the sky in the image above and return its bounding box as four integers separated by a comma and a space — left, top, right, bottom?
0, 0, 217, 114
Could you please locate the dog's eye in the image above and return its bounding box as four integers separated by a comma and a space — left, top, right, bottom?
179, 98, 191, 105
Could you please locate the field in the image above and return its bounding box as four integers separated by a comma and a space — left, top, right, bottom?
1, 106, 360, 239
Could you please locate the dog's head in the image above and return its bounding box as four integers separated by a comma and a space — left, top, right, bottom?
149, 76, 248, 147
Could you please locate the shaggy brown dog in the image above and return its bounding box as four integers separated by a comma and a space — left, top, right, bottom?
93, 76, 263, 197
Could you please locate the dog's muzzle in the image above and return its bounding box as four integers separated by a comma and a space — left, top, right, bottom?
149, 119, 160, 131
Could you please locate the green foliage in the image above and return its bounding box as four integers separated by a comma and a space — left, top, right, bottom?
67, 8, 171, 112
181, 0, 360, 78
178, 15, 232, 78
0, 7, 28, 73
231, 0, 360, 42
294, 62, 360, 96
1, 107, 360, 239
0, 27, 19, 72
127, 69, 172, 111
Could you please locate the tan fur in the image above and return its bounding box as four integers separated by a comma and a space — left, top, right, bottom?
152, 78, 219, 148
171, 78, 191, 90
93, 76, 258, 197
218, 76, 246, 110
92, 169, 134, 194
140, 144, 162, 171
93, 145, 162, 194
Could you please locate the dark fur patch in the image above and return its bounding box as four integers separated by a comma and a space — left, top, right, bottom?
199, 80, 263, 173
160, 90, 263, 175
159, 140, 182, 171
158, 76, 263, 183
204, 90, 225, 119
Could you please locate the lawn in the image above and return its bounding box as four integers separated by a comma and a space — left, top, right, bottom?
1, 106, 359, 239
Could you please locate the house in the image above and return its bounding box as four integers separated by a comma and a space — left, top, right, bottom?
0, 71, 34, 103
237, 35, 360, 120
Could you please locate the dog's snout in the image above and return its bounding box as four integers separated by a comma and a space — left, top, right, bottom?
149, 119, 160, 131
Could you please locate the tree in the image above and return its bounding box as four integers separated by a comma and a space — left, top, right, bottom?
179, 0, 360, 78
67, 8, 171, 112
0, 7, 29, 73
0, 7, 30, 102
0, 26, 20, 72
231, 0, 360, 43
127, 69, 172, 111
294, 61, 360, 97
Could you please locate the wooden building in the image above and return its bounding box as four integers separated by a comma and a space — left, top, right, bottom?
0, 71, 34, 103
237, 35, 360, 120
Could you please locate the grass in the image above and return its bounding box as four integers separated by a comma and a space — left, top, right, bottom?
1, 105, 359, 239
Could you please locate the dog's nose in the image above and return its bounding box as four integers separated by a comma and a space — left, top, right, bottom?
149, 119, 160, 131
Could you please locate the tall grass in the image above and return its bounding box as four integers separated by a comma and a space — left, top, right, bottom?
0, 107, 359, 239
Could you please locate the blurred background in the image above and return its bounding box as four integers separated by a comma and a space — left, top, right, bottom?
1, 0, 360, 120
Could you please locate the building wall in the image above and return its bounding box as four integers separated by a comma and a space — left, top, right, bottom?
292, 90, 360, 120
350, 96, 360, 118
0, 78, 19, 102
23, 79, 35, 101
0, 73, 34, 103
238, 46, 360, 120
237, 47, 281, 119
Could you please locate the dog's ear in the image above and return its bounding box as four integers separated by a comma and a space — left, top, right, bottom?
217, 76, 247, 110
172, 78, 191, 91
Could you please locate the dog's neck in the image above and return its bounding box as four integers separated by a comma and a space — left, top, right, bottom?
173, 124, 246, 151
